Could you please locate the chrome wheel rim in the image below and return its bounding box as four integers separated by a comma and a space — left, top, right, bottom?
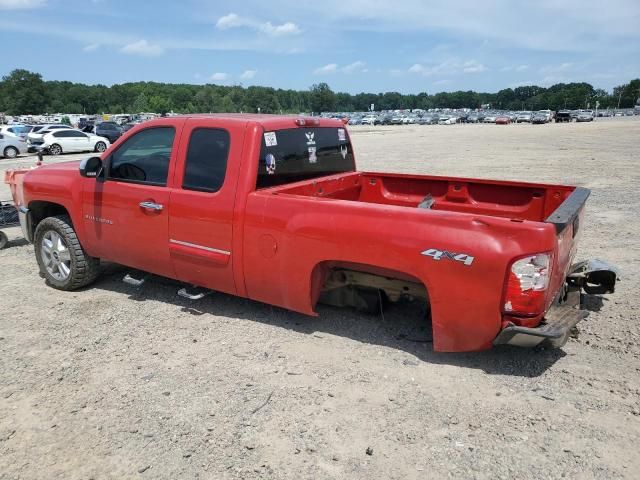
41, 230, 71, 281
96, 142, 106, 152
5, 147, 17, 158
50, 145, 61, 155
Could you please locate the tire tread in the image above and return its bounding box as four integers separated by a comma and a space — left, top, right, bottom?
34, 215, 100, 290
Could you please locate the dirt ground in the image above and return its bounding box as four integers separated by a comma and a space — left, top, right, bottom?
1, 118, 639, 479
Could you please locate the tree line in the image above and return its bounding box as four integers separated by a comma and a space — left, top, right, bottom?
0, 69, 638, 116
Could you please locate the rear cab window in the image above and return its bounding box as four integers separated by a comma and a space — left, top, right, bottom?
256, 127, 355, 189
183, 128, 230, 193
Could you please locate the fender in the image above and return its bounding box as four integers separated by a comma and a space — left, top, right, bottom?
23, 162, 91, 251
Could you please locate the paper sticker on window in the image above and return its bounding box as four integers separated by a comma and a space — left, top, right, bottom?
338, 128, 346, 142
264, 131, 277, 147
308, 146, 317, 164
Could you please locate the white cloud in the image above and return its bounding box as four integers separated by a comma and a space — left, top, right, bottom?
120, 39, 164, 57
314, 61, 367, 75
215, 13, 249, 30
342, 61, 367, 74
260, 21, 301, 36
210, 72, 229, 81
216, 13, 301, 37
83, 43, 99, 52
409, 59, 487, 76
240, 69, 257, 80
313, 63, 338, 75
0, 0, 45, 9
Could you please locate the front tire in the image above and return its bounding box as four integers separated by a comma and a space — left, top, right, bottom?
49, 144, 63, 156
95, 141, 107, 153
34, 216, 100, 290
3, 146, 18, 159
0, 231, 8, 249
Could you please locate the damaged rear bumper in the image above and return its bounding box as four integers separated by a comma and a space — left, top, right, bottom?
494, 259, 618, 349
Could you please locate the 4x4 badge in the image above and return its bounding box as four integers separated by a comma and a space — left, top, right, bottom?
421, 248, 474, 266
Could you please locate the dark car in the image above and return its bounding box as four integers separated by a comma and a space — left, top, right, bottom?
531, 113, 548, 124
95, 121, 123, 143
555, 110, 572, 123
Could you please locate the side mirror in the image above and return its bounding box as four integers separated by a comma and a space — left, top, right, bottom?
79, 156, 104, 181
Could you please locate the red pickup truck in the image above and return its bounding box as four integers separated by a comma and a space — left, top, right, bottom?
6, 115, 617, 352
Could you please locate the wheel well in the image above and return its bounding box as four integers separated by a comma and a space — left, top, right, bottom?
28, 201, 70, 236
311, 261, 429, 313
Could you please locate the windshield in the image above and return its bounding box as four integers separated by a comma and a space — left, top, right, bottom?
257, 127, 355, 189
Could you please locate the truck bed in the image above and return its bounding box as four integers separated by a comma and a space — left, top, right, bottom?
266, 172, 576, 223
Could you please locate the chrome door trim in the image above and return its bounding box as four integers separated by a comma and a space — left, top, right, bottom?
169, 239, 231, 256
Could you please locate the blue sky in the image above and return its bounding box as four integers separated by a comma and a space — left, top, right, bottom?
1, 0, 639, 94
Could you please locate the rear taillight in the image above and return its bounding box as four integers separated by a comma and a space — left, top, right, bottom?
503, 253, 552, 316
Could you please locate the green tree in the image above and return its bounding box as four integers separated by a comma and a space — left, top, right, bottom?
309, 83, 336, 113
2, 69, 47, 114
132, 93, 149, 113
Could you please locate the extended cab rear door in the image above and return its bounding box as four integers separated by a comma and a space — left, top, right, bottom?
167, 118, 245, 295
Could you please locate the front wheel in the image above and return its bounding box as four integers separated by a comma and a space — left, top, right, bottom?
34, 216, 100, 290
94, 141, 107, 153
49, 143, 63, 155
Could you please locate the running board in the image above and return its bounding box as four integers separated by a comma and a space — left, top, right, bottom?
178, 286, 211, 300
123, 272, 148, 287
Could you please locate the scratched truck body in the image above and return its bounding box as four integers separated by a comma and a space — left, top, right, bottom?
6, 115, 617, 352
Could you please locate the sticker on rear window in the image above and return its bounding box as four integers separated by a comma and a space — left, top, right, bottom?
265, 153, 276, 174
264, 131, 277, 147
305, 132, 316, 145
338, 128, 346, 141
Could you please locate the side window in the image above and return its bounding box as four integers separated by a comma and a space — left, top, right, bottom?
67, 130, 87, 138
53, 131, 69, 138
183, 128, 230, 193
108, 127, 175, 186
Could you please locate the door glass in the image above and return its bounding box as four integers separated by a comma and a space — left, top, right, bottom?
108, 127, 175, 186
183, 128, 230, 193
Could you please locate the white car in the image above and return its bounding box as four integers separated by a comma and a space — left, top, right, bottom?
41, 129, 110, 155
27, 124, 73, 143
0, 125, 31, 140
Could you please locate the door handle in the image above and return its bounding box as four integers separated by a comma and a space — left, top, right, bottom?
139, 201, 163, 211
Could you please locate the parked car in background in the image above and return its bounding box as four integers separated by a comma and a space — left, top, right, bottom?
516, 112, 533, 123
0, 125, 32, 141
95, 121, 123, 143
483, 115, 497, 123
576, 112, 594, 122
439, 116, 457, 125
0, 133, 28, 158
531, 113, 548, 124
27, 124, 72, 142
39, 129, 110, 155
555, 110, 572, 122
495, 115, 512, 125
361, 115, 378, 126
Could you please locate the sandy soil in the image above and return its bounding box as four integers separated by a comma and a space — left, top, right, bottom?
1, 118, 639, 479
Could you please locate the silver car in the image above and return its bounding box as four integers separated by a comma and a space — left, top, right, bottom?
0, 133, 28, 159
